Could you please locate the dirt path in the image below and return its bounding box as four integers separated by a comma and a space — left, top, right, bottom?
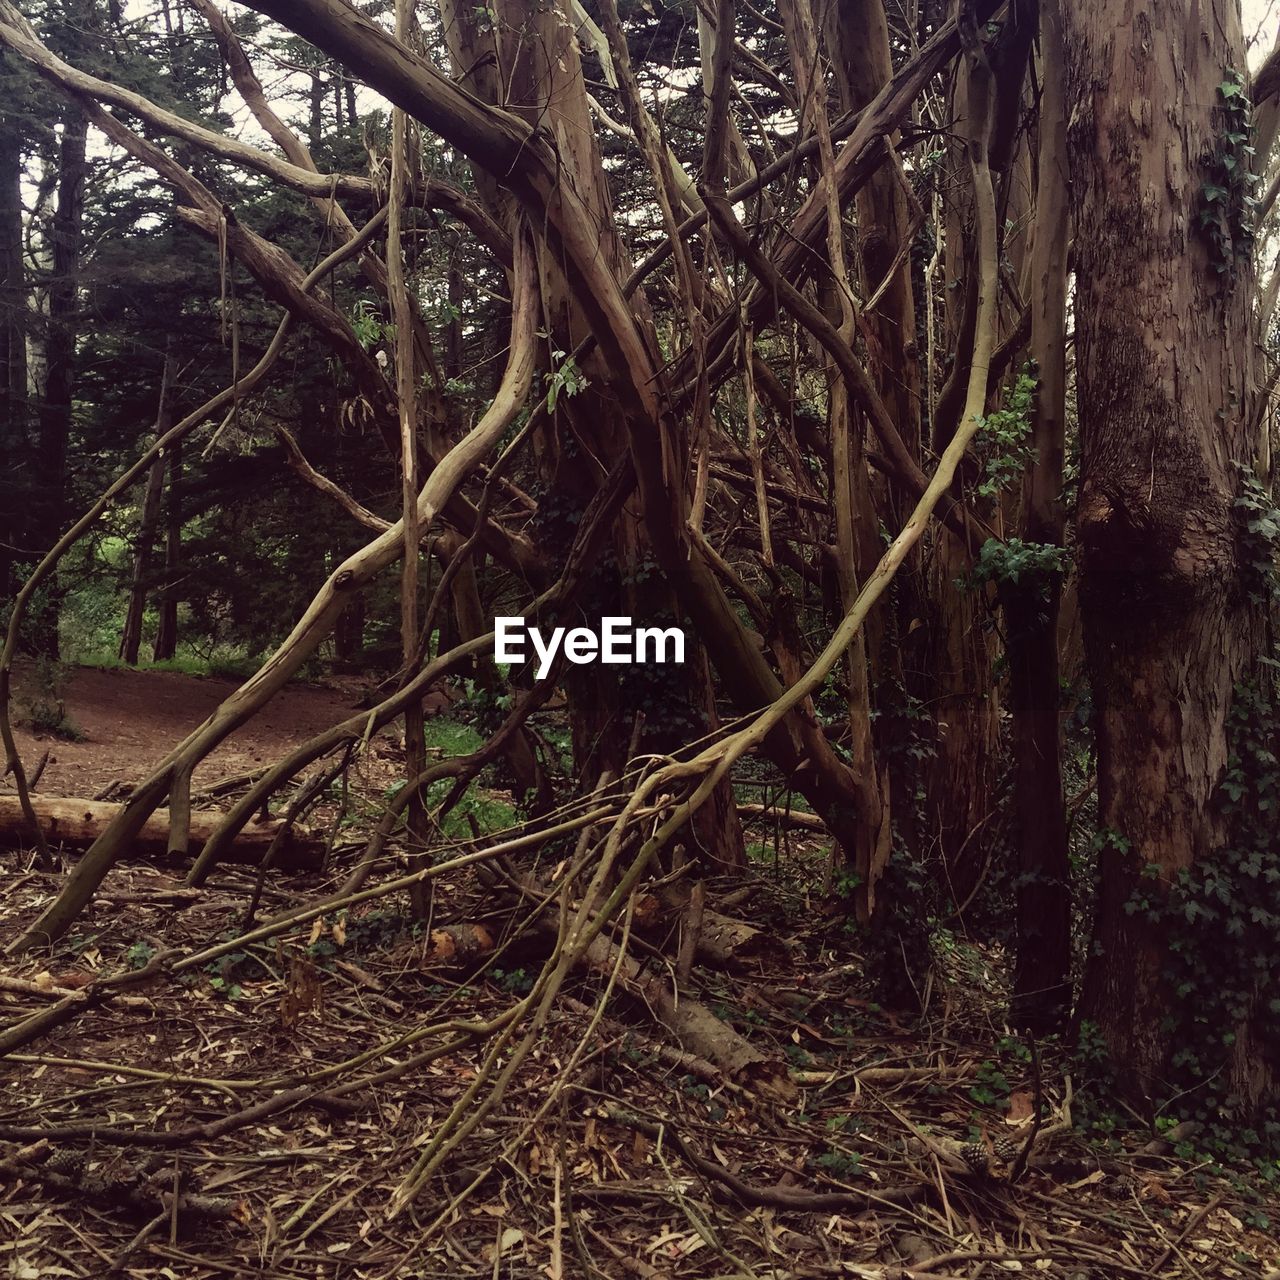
8, 663, 370, 798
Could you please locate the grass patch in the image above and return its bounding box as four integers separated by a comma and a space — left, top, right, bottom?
77, 650, 263, 681
423, 719, 485, 756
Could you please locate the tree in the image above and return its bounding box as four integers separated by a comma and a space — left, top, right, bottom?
1068, 0, 1276, 1113
0, 48, 29, 604
4, 0, 1279, 1142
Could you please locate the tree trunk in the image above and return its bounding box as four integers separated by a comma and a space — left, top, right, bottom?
386, 0, 431, 919
828, 0, 922, 477
333, 589, 365, 664
0, 58, 27, 603
32, 96, 87, 658
1002, 0, 1071, 1033
923, 55, 1002, 906
119, 356, 174, 665
1067, 0, 1270, 1109
152, 440, 182, 661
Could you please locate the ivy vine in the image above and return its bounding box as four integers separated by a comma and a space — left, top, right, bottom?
1234, 463, 1280, 604
1122, 667, 1280, 1161
966, 537, 1069, 598
1198, 69, 1259, 279
971, 367, 1038, 500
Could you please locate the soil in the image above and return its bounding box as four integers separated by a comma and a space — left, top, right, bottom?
8, 662, 377, 798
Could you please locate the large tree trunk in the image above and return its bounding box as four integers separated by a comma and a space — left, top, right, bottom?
1067, 0, 1270, 1108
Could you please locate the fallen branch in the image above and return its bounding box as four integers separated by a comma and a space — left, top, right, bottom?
0, 794, 321, 866
736, 801, 826, 831
604, 1105, 923, 1210
0, 973, 152, 1008
0, 1080, 356, 1147
8, 1147, 234, 1227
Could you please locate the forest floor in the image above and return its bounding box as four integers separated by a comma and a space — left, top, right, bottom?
2, 669, 1280, 1279
8, 661, 374, 798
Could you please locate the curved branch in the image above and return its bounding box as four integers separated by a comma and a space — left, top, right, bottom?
275, 425, 391, 531
0, 1, 365, 199
0, 207, 389, 921
0, 0, 510, 260
703, 192, 982, 543
9, 227, 541, 953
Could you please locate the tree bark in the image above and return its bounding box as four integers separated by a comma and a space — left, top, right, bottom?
1067, 0, 1269, 1107
152, 439, 182, 662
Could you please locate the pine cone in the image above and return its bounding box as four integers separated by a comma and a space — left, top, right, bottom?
45, 1149, 86, 1178
959, 1135, 1021, 1173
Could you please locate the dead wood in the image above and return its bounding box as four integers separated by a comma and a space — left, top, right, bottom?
548, 909, 795, 1098
0, 1079, 358, 1148
8, 1147, 234, 1226
736, 800, 827, 831
421, 922, 498, 968
560, 995, 724, 1085
603, 1105, 923, 1210
644, 887, 790, 969
0, 794, 321, 867
0, 947, 174, 1058
700, 908, 788, 968
0, 973, 152, 1008
484, 859, 793, 1093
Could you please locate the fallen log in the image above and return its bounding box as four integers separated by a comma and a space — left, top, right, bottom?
0, 794, 321, 868
493, 869, 798, 1097
736, 802, 826, 832
537, 909, 796, 1100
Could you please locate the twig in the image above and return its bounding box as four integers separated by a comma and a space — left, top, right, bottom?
605, 1105, 922, 1210
1148, 1189, 1226, 1275
27, 749, 50, 791
1008, 1035, 1042, 1183
107, 1209, 168, 1275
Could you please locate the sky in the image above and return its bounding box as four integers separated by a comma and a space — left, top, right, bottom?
1248, 0, 1280, 57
